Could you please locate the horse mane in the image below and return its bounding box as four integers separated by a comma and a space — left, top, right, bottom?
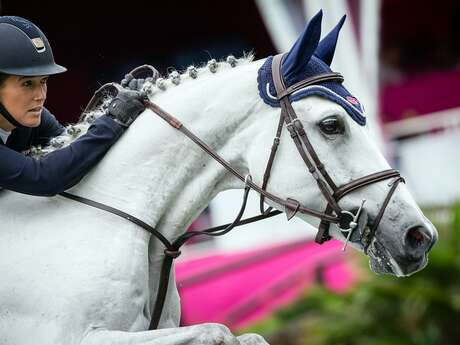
27, 53, 255, 158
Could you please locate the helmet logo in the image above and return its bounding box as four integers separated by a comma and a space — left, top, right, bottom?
31, 37, 46, 53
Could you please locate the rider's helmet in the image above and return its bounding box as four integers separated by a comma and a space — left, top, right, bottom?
0, 16, 66, 76
0, 16, 66, 127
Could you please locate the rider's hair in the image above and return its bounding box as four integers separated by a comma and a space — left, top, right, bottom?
0, 73, 9, 88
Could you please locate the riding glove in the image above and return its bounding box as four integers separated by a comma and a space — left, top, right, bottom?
107, 89, 146, 127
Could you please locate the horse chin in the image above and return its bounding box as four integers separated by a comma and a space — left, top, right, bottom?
366, 239, 429, 277
367, 239, 403, 277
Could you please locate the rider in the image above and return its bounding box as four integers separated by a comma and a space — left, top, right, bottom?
0, 16, 145, 196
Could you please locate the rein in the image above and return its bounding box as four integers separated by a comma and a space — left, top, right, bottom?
59, 56, 404, 329
60, 182, 276, 330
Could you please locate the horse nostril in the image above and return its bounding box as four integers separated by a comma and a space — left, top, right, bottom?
405, 226, 432, 253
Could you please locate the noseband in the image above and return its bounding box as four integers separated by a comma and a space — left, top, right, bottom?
60, 56, 404, 330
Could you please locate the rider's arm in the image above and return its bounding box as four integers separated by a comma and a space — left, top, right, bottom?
0, 115, 124, 196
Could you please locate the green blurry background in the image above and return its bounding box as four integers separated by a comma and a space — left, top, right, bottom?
241, 203, 460, 345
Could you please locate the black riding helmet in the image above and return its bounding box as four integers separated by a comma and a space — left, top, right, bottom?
0, 16, 66, 76
0, 16, 66, 127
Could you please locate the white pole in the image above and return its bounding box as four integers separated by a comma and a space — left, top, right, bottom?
360, 0, 384, 150
254, 0, 300, 52
303, 0, 384, 149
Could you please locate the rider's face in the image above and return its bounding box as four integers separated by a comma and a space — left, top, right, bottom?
0, 75, 48, 130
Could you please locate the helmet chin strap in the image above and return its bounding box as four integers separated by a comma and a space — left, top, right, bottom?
0, 102, 25, 128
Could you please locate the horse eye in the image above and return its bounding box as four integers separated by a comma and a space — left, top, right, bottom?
318, 116, 344, 135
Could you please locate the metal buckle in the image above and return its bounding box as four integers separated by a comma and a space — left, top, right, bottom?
339, 199, 366, 251
286, 118, 302, 130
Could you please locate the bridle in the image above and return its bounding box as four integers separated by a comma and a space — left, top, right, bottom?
59, 55, 404, 329
264, 54, 405, 249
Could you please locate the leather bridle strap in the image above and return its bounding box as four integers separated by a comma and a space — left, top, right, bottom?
276, 72, 344, 100
61, 184, 264, 330
60, 191, 171, 247
317, 173, 405, 247
259, 113, 284, 215
271, 54, 343, 215
273, 55, 340, 193
334, 169, 402, 200
363, 175, 405, 252
145, 101, 340, 223
149, 183, 252, 329
81, 80, 342, 223
316, 169, 403, 244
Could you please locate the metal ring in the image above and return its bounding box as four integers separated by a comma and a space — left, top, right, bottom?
339, 210, 355, 231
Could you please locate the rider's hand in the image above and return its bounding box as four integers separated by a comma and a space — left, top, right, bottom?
107, 89, 146, 127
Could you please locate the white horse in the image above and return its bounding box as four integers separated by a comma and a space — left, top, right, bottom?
0, 13, 437, 345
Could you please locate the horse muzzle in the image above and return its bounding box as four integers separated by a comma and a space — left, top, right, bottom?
367, 216, 438, 276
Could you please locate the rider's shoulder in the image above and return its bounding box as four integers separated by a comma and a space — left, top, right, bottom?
40, 107, 58, 122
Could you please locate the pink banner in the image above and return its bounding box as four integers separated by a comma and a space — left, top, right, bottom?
176, 240, 357, 329
381, 69, 460, 122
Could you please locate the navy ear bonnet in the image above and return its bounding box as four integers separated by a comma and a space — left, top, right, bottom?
257, 11, 366, 126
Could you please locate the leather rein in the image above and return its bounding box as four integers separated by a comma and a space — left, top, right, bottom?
59, 56, 404, 330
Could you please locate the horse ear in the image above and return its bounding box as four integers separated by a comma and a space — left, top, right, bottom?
314, 15, 346, 66
282, 9, 323, 80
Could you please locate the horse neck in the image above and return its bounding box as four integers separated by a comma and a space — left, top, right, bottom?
71, 60, 265, 238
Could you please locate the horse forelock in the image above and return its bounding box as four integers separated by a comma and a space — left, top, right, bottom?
27, 54, 255, 158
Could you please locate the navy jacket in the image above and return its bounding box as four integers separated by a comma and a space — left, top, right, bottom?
0, 108, 124, 196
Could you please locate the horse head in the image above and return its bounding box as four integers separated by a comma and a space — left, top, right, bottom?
251, 10, 437, 276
